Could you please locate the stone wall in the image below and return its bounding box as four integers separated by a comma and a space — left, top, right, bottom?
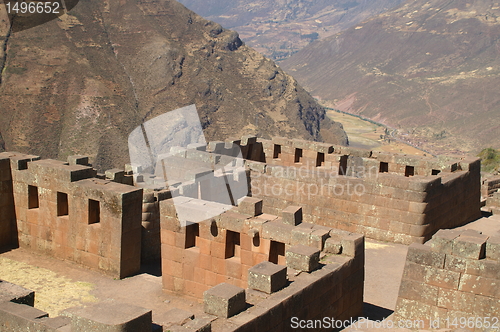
160, 196, 364, 305
0, 152, 143, 279
246, 137, 481, 244
0, 156, 17, 250
129, 135, 481, 245
220, 247, 364, 331
486, 190, 500, 214
394, 228, 500, 330
0, 279, 156, 332
481, 175, 500, 200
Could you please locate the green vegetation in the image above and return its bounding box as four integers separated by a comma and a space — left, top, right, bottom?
478, 148, 500, 173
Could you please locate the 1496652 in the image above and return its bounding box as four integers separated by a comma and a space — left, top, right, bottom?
5, 1, 60, 14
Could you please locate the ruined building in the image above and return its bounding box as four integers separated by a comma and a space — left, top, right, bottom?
0, 135, 489, 331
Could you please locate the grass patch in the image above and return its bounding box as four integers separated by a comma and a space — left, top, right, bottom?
478, 147, 500, 173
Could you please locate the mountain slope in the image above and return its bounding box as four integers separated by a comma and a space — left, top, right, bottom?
282, 0, 500, 154
0, 0, 346, 170
177, 0, 405, 60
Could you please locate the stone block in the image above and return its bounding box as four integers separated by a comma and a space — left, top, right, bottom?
241, 135, 257, 145
424, 266, 461, 290
281, 206, 302, 226
341, 233, 364, 257
67, 155, 89, 166
486, 236, 500, 261
430, 229, 461, 254
407, 243, 445, 268
0, 280, 35, 306
0, 301, 48, 331
237, 197, 263, 217
290, 224, 314, 246
398, 279, 438, 306
153, 308, 194, 327
324, 237, 342, 254
203, 283, 246, 318
285, 245, 320, 272
458, 274, 500, 297
394, 298, 431, 322
248, 261, 287, 294
262, 220, 293, 244
187, 143, 207, 151
437, 289, 475, 313
452, 234, 487, 260
182, 317, 212, 332
208, 141, 225, 152
37, 316, 71, 330
65, 302, 152, 332
218, 211, 248, 233
309, 228, 330, 250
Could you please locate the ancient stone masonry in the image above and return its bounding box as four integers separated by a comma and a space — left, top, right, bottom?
394, 229, 500, 330
160, 196, 365, 331
0, 152, 143, 279
485, 188, 500, 214
133, 135, 481, 246
481, 175, 500, 200
0, 133, 487, 331
246, 137, 482, 244
0, 279, 157, 332
486, 191, 500, 214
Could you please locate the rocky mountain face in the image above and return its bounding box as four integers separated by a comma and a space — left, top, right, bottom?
0, 0, 347, 170
177, 0, 405, 60
281, 0, 500, 154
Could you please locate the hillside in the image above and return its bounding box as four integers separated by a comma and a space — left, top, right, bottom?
0, 0, 347, 170
177, 0, 405, 60
282, 0, 500, 155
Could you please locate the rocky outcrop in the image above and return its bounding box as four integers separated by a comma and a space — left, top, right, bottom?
0, 0, 347, 171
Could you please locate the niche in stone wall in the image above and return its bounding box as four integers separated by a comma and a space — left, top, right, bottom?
28, 185, 39, 209
294, 148, 303, 163
273, 144, 281, 159
339, 155, 348, 175
88, 199, 100, 224
185, 223, 199, 249
379, 162, 389, 173
57, 192, 69, 216
405, 166, 415, 177
269, 240, 285, 265
225, 230, 241, 259
316, 152, 325, 167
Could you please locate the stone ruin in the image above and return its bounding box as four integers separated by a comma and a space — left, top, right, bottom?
0, 134, 493, 331
395, 229, 500, 329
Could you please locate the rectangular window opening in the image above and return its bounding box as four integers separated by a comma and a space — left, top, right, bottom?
185, 223, 200, 249
294, 148, 303, 163
57, 192, 69, 216
405, 166, 415, 177
269, 241, 286, 265
225, 230, 241, 259
88, 199, 100, 224
316, 152, 325, 167
379, 162, 389, 173
273, 144, 282, 159
431, 169, 441, 175
28, 185, 39, 209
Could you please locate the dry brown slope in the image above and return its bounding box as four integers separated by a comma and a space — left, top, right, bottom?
178, 0, 406, 60
0, 0, 346, 171
282, 0, 500, 154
